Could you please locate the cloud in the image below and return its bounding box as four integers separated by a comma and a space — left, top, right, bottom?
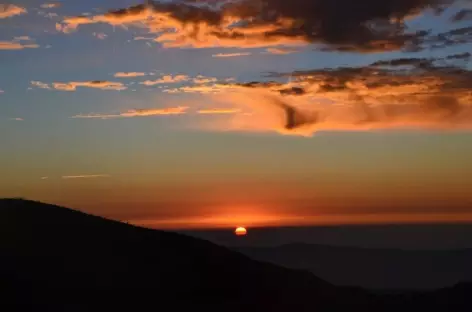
10, 118, 24, 121
0, 89, 3, 94
212, 52, 252, 58
415, 26, 472, 50
187, 53, 472, 135
0, 4, 26, 19
93, 32, 108, 40
31, 81, 51, 89
13, 36, 32, 41
197, 108, 242, 114
56, 0, 465, 52
40, 3, 61, 9
134, 36, 155, 41
265, 47, 298, 55
192, 75, 218, 84
140, 75, 188, 86
62, 174, 111, 179
163, 83, 237, 94
114, 72, 147, 78
72, 107, 188, 119
0, 41, 39, 50
451, 9, 472, 22
40, 176, 49, 180
31, 80, 127, 91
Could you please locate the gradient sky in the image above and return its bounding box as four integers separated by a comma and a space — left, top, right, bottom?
2, 0, 472, 229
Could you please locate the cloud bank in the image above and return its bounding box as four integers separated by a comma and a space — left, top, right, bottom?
177, 52, 472, 135
56, 0, 472, 52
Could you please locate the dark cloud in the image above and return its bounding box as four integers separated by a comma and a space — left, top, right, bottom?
368, 52, 471, 70
419, 26, 472, 49
222, 0, 453, 52
266, 97, 319, 130
60, 0, 472, 52
370, 57, 433, 68
451, 9, 472, 22
445, 52, 471, 60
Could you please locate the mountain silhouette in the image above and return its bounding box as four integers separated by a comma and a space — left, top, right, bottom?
236, 243, 472, 289
0, 198, 471, 311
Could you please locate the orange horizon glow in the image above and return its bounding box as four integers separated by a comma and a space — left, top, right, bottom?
126, 212, 472, 230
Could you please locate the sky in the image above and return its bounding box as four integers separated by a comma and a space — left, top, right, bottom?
2, 0, 472, 230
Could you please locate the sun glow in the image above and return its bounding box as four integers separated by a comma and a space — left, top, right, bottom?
130, 212, 472, 230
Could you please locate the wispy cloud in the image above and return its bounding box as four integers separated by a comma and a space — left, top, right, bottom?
140, 75, 188, 86
0, 89, 4, 94
212, 52, 252, 58
197, 108, 242, 115
192, 75, 218, 84
163, 84, 237, 94
265, 47, 298, 55
72, 107, 188, 119
13, 36, 32, 41
134, 36, 155, 41
31, 81, 51, 89
10, 118, 24, 121
0, 41, 39, 50
40, 176, 49, 180
114, 72, 147, 78
0, 4, 26, 19
40, 3, 61, 9
31, 80, 127, 91
62, 174, 111, 179
93, 32, 108, 40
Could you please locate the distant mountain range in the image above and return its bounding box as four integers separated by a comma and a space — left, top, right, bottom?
0, 198, 471, 311
236, 243, 472, 290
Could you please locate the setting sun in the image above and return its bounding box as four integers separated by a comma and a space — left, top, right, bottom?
235, 227, 247, 236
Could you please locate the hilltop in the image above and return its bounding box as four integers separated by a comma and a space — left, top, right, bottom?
0, 198, 470, 311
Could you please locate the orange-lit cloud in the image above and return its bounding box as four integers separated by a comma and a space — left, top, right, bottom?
62, 174, 111, 179
192, 75, 218, 84
164, 83, 237, 94
141, 74, 188, 86
0, 41, 39, 50
31, 80, 127, 91
181, 55, 472, 135
212, 52, 252, 58
0, 4, 26, 19
55, 1, 468, 52
72, 106, 188, 119
114, 72, 147, 78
